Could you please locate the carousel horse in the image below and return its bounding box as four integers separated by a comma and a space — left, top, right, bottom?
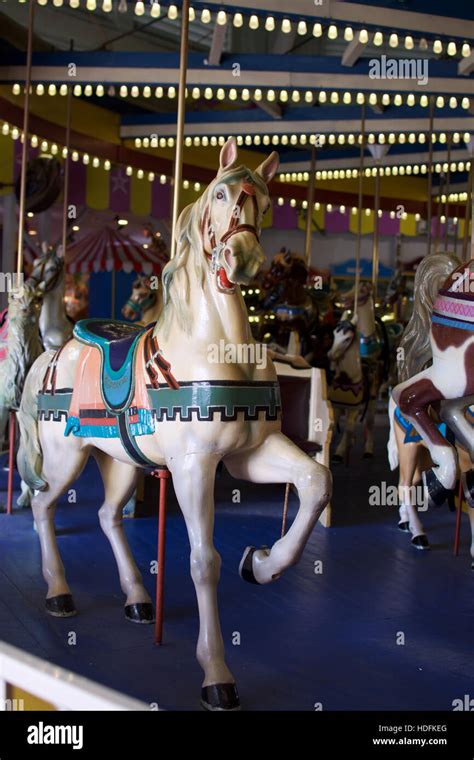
121, 274, 163, 325
0, 281, 46, 506
0, 308, 8, 365
392, 256, 474, 511
387, 252, 462, 550
30, 245, 72, 351
327, 313, 365, 463
17, 139, 331, 711
261, 249, 319, 356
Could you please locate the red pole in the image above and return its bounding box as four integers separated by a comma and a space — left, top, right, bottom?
154, 468, 170, 645
6, 412, 16, 515
453, 479, 463, 556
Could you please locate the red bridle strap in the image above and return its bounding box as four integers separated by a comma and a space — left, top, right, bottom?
201, 182, 260, 261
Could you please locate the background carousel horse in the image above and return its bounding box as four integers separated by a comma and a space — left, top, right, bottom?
29, 244, 72, 351
386, 252, 461, 550
18, 138, 331, 712
121, 274, 163, 325
0, 280, 46, 508
327, 313, 366, 463
392, 256, 474, 512
261, 248, 320, 356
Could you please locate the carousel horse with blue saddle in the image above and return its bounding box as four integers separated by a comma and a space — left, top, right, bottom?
18, 139, 332, 711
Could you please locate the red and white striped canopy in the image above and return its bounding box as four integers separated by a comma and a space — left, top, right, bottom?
66, 227, 166, 275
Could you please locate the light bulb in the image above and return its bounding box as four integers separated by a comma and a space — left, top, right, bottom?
281, 18, 292, 34
150, 2, 160, 18
405, 35, 414, 50
233, 13, 243, 28
344, 27, 353, 41
249, 14, 259, 30
328, 24, 337, 40
433, 39, 442, 54
313, 23, 322, 37
462, 43, 471, 57
447, 41, 456, 56
134, 1, 145, 16
102, 0, 112, 10
373, 31, 383, 46
168, 4, 178, 20
201, 8, 211, 24
265, 16, 275, 32
389, 33, 398, 48
217, 10, 226, 25
297, 21, 307, 36
86, 0, 96, 10
358, 29, 368, 44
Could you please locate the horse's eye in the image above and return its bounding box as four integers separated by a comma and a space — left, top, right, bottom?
216, 189, 225, 201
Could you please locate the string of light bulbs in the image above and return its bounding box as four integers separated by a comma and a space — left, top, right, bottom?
11, 83, 472, 111
18, 0, 472, 59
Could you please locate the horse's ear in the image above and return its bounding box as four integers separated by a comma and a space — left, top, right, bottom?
219, 137, 238, 171
56, 245, 64, 259
255, 151, 280, 184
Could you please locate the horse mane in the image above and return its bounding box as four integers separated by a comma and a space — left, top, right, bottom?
397, 252, 461, 383
157, 164, 267, 337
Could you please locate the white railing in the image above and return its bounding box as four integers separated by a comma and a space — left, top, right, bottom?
0, 641, 151, 711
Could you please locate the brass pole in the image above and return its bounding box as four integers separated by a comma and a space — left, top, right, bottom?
16, 0, 35, 277
354, 102, 366, 318
444, 136, 451, 251
61, 85, 73, 262
371, 166, 380, 300
426, 97, 435, 257
170, 0, 190, 260
304, 145, 317, 267
463, 163, 474, 262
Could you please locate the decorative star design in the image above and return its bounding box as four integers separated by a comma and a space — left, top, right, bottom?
111, 170, 129, 194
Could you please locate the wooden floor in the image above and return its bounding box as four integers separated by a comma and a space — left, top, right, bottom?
0, 414, 472, 711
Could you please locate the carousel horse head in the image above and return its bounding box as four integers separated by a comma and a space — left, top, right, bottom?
159, 138, 279, 332
328, 313, 358, 364
397, 252, 461, 383
122, 275, 158, 321
8, 280, 45, 327
339, 281, 373, 312
29, 246, 64, 295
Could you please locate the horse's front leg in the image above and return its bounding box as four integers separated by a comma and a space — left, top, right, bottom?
393, 368, 458, 497
225, 432, 331, 585
168, 452, 239, 712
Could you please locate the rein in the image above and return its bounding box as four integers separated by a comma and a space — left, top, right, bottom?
200, 179, 260, 270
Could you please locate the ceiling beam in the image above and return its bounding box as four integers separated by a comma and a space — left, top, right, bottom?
120, 116, 474, 139
207, 20, 227, 66
341, 37, 367, 68
459, 52, 474, 77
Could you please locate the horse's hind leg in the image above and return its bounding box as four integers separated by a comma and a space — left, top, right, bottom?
32, 448, 90, 617
94, 451, 153, 624
440, 396, 474, 463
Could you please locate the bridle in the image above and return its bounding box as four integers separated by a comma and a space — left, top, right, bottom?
124, 281, 156, 317
29, 254, 62, 294
200, 177, 261, 272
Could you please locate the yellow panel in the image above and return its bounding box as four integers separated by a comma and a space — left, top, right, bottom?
0, 133, 14, 196
261, 203, 273, 229
400, 213, 417, 236
130, 174, 151, 216
86, 165, 109, 210
9, 684, 55, 711
349, 210, 374, 235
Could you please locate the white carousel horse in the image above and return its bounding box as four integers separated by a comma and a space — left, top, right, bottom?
392, 257, 474, 510
387, 252, 462, 550
338, 283, 381, 458
30, 245, 72, 351
17, 138, 331, 711
121, 274, 163, 325
327, 313, 365, 463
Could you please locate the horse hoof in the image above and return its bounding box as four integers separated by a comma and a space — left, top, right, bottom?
124, 603, 155, 624
239, 546, 260, 584
200, 683, 241, 711
363, 452, 374, 459
422, 469, 451, 508
45, 594, 77, 617
411, 534, 430, 550
398, 521, 410, 533
461, 471, 474, 508
332, 454, 343, 464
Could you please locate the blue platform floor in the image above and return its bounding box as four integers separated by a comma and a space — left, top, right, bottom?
0, 414, 472, 711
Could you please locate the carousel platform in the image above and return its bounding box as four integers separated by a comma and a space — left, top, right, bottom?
0, 414, 472, 711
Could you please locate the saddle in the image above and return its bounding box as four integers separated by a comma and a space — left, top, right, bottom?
74, 319, 149, 413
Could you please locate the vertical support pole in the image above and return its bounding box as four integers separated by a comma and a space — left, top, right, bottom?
6, 412, 16, 515
304, 146, 317, 267
426, 97, 435, 257
111, 269, 116, 318
453, 479, 463, 556
61, 85, 73, 261
444, 136, 451, 251
170, 0, 190, 260
16, 0, 35, 278
154, 468, 170, 646
462, 164, 473, 262
371, 166, 381, 301
354, 103, 366, 318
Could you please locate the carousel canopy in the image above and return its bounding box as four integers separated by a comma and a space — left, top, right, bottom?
65, 226, 166, 275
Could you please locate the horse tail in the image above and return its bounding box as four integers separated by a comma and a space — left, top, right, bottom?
387, 395, 399, 471
17, 351, 51, 491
